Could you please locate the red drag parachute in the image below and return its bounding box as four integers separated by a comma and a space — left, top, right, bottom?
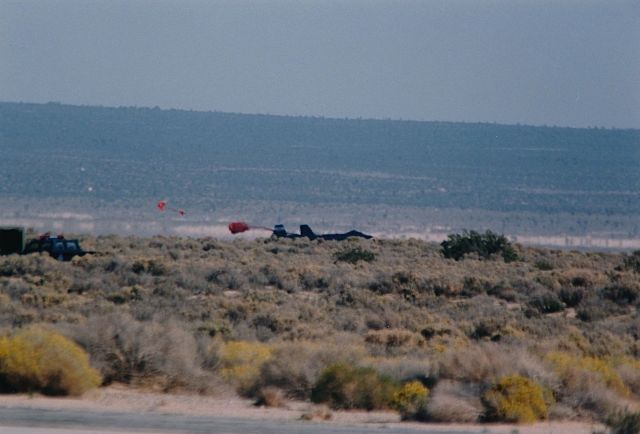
228, 222, 273, 234
228, 221, 250, 234
156, 200, 185, 216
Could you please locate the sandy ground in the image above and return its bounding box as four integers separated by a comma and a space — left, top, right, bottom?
0, 385, 605, 434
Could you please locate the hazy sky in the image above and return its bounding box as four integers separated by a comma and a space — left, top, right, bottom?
1, 0, 638, 128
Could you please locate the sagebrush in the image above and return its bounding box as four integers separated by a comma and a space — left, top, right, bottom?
0, 234, 638, 422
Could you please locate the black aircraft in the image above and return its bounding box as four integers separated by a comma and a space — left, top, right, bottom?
272, 224, 372, 241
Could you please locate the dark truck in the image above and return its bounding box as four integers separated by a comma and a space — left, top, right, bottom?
0, 227, 91, 261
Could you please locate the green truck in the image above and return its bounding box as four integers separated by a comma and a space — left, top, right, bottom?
0, 227, 91, 261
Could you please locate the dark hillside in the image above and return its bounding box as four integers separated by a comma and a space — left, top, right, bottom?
1, 102, 639, 242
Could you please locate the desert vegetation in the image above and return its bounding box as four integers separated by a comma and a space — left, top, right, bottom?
0, 233, 639, 424
441, 230, 518, 262
0, 327, 101, 395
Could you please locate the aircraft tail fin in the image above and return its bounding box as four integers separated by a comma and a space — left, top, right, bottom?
273, 224, 287, 237
300, 225, 316, 238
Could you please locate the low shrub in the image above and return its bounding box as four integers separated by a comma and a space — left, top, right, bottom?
426, 380, 483, 423
373, 357, 433, 384
577, 298, 625, 322
70, 314, 212, 392
0, 327, 101, 396
471, 317, 506, 341
254, 386, 286, 407
250, 340, 366, 400
364, 329, 423, 355
529, 290, 565, 314
606, 411, 640, 434
534, 258, 555, 271
436, 344, 551, 385
131, 258, 168, 276
220, 340, 272, 394
602, 285, 639, 306
482, 375, 550, 423
334, 248, 376, 264
555, 369, 625, 418
571, 275, 591, 287
300, 405, 332, 421
440, 230, 518, 262
546, 352, 629, 397
622, 251, 640, 273
391, 380, 429, 420
559, 286, 586, 307
311, 363, 398, 410
461, 276, 493, 297
615, 358, 640, 396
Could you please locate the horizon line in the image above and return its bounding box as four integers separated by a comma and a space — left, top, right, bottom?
1, 99, 638, 132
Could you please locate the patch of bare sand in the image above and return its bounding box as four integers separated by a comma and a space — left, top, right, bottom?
0, 385, 605, 433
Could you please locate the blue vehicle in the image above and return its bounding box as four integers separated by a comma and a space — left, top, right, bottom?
1, 227, 90, 261
23, 234, 90, 261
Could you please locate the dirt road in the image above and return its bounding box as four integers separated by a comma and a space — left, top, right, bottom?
0, 406, 484, 434
0, 387, 603, 434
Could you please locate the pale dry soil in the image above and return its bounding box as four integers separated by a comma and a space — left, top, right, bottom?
0, 385, 604, 434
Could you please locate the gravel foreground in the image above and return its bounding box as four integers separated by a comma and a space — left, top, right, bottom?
0, 386, 604, 434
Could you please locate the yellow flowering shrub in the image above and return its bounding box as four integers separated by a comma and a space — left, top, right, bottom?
392, 380, 429, 420
483, 375, 550, 423
0, 327, 101, 396
220, 340, 272, 392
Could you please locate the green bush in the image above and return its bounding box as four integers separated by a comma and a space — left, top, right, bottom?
471, 317, 506, 341
311, 363, 398, 410
441, 230, 518, 262
529, 290, 565, 314
534, 258, 555, 271
482, 375, 550, 423
602, 285, 639, 306
0, 327, 101, 396
334, 248, 376, 264
559, 286, 586, 307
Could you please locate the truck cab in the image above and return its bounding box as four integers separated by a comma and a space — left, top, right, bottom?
23, 235, 88, 261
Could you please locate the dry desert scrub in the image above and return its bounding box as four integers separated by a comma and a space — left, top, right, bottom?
0, 327, 101, 395
68, 313, 216, 393
250, 337, 366, 400
425, 380, 483, 422
614, 358, 640, 397
0, 234, 639, 422
603, 411, 640, 434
